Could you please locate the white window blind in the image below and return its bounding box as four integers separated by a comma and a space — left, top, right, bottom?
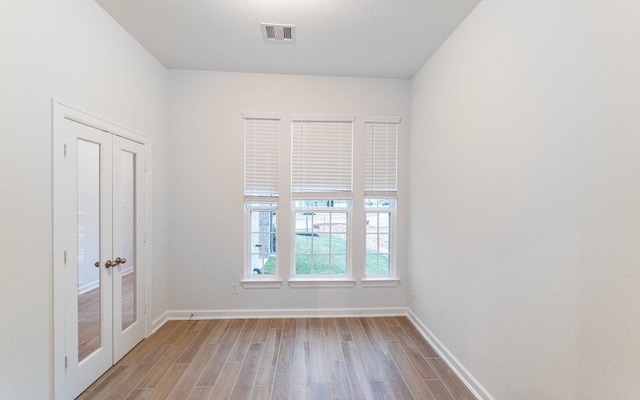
365, 120, 398, 197
291, 117, 354, 197
244, 116, 280, 200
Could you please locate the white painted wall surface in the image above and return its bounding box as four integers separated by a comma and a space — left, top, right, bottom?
168, 71, 410, 312
408, 0, 640, 399
0, 1, 169, 397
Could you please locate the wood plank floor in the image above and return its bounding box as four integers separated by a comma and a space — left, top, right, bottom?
78, 272, 136, 361
77, 317, 476, 400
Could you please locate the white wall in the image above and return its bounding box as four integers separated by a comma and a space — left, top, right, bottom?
168, 71, 410, 312
408, 0, 640, 399
0, 1, 169, 397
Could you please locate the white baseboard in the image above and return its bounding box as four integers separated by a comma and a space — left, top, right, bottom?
149, 307, 405, 337
150, 311, 169, 335
77, 280, 99, 295
407, 309, 494, 400
168, 306, 406, 320
78, 269, 133, 296
150, 306, 406, 331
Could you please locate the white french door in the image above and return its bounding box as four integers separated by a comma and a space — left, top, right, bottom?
62, 118, 146, 399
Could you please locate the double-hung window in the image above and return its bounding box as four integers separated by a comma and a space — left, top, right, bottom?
364, 117, 399, 278
291, 116, 354, 278
244, 113, 280, 280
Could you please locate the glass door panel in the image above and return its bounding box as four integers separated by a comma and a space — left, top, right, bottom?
76, 139, 101, 361
120, 151, 136, 331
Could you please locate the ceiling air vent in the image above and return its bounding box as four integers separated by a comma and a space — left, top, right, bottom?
261, 23, 295, 42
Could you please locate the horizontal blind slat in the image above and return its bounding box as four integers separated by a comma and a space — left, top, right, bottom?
292, 120, 353, 194
245, 118, 280, 197
364, 121, 398, 194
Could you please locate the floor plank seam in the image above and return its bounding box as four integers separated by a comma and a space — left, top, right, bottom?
77, 317, 477, 400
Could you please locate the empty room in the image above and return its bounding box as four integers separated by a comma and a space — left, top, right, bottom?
1, 0, 639, 399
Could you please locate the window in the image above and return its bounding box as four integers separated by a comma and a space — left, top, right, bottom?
364, 118, 399, 278
243, 113, 280, 280
366, 199, 393, 275
247, 204, 277, 275
291, 116, 354, 277
293, 200, 350, 275
241, 113, 399, 287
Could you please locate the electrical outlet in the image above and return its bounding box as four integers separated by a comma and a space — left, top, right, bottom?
410, 286, 417, 301
231, 283, 239, 294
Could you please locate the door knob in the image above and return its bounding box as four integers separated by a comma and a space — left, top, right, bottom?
95, 260, 115, 268
94, 258, 124, 268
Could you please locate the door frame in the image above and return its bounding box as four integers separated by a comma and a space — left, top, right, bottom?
52, 101, 153, 399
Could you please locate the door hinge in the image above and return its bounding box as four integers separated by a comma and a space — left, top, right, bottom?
144, 304, 147, 314
64, 143, 67, 158
144, 162, 147, 172
65, 356, 68, 369
144, 233, 147, 244
64, 250, 67, 264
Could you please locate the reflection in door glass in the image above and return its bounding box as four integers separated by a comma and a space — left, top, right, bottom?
121, 151, 137, 331
77, 139, 101, 361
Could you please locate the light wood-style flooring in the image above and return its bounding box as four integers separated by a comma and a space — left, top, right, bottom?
78, 317, 476, 400
78, 272, 136, 361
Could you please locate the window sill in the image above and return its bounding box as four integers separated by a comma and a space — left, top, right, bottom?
288, 278, 357, 288
241, 278, 283, 289
361, 277, 400, 288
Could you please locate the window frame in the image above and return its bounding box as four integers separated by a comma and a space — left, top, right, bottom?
362, 116, 400, 286
240, 113, 403, 289
242, 113, 282, 288
288, 115, 356, 287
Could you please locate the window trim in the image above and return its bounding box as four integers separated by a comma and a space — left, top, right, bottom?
288, 277, 356, 288
361, 277, 400, 288
241, 277, 283, 289
242, 112, 282, 120
290, 114, 355, 123
363, 115, 401, 124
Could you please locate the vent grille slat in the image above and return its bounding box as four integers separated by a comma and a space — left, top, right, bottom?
261, 23, 295, 42
265, 25, 275, 39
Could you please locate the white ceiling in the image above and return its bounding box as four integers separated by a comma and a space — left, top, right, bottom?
95, 0, 480, 79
